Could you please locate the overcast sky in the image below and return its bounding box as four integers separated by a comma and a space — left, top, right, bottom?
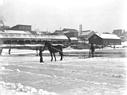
0, 0, 126, 32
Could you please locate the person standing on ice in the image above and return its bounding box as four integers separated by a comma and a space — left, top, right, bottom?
90, 43, 95, 57
39, 47, 43, 63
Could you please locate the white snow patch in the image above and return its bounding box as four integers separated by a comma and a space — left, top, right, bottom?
0, 66, 14, 73
0, 81, 58, 95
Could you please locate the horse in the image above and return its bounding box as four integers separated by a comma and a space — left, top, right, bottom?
43, 41, 63, 61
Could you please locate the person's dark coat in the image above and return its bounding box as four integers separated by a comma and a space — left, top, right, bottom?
39, 48, 43, 62
90, 43, 95, 57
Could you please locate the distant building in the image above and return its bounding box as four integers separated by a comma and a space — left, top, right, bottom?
122, 31, 127, 41
10, 24, 31, 31
70, 37, 78, 44
53, 28, 79, 46
79, 30, 95, 41
53, 28, 78, 38
52, 30, 63, 35
0, 26, 10, 31
103, 32, 111, 34
62, 28, 78, 38
53, 28, 78, 40
113, 29, 127, 41
113, 29, 124, 37
4, 30, 31, 35
89, 33, 121, 46
31, 30, 50, 35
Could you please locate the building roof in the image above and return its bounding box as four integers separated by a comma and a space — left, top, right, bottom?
97, 33, 121, 39
4, 30, 31, 34
0, 32, 68, 40
81, 31, 95, 36
32, 35, 68, 40
10, 24, 31, 31
44, 35, 68, 40
53, 30, 64, 35
70, 37, 78, 41
62, 28, 78, 33
80, 31, 95, 39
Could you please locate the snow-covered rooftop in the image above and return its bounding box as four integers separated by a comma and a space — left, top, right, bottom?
70, 37, 78, 40
97, 33, 120, 39
4, 30, 31, 34
81, 31, 94, 36
0, 33, 68, 40
41, 35, 68, 40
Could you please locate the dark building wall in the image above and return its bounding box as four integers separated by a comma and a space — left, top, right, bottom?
65, 32, 78, 38
62, 28, 78, 38
89, 34, 121, 46
0, 26, 10, 31
113, 29, 124, 37
103, 39, 121, 45
89, 34, 103, 45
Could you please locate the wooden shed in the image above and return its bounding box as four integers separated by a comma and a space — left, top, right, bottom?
88, 33, 121, 46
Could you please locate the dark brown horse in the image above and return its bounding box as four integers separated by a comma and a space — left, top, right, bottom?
43, 41, 63, 61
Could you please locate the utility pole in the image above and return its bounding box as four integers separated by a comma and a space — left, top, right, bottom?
79, 24, 82, 36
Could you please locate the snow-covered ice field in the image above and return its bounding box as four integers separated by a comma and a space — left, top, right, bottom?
0, 48, 127, 95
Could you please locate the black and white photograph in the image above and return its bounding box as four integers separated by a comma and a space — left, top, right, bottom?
0, 0, 127, 95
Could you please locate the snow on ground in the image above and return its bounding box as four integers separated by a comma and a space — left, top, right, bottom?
122, 41, 127, 46
1, 48, 88, 56
0, 55, 127, 95
0, 48, 127, 95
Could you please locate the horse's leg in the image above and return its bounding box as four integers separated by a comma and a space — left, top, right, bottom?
50, 52, 53, 61
59, 51, 63, 61
8, 47, 11, 55
0, 47, 3, 55
53, 53, 56, 61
